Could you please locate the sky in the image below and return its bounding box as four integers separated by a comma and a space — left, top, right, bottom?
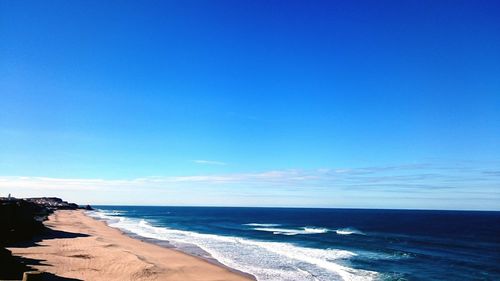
1, 0, 499, 210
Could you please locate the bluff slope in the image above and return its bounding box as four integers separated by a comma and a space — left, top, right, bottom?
0, 197, 89, 279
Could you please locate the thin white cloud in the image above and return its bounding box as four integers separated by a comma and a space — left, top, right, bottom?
192, 160, 228, 166
1, 164, 498, 195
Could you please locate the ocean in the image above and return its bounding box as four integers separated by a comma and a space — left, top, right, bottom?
88, 206, 500, 281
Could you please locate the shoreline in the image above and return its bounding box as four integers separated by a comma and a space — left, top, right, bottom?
7, 210, 254, 281
92, 213, 257, 280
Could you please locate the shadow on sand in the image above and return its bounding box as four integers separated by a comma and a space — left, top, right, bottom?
5, 226, 89, 281
10, 227, 90, 248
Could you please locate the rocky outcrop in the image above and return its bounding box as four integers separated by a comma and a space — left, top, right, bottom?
0, 197, 84, 279
26, 197, 79, 211
0, 197, 86, 243
0, 198, 46, 243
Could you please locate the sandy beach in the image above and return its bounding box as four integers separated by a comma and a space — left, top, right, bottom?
7, 210, 253, 281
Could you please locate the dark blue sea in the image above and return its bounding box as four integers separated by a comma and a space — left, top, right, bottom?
88, 206, 500, 281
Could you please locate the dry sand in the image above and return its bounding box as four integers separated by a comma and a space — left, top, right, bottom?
7, 210, 253, 281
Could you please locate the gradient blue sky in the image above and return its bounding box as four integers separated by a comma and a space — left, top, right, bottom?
1, 0, 499, 209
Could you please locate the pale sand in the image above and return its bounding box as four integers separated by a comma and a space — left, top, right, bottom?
8, 210, 253, 281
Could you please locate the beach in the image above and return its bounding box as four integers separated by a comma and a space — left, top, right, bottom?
7, 210, 253, 281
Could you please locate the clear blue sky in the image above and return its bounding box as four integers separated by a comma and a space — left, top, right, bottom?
1, 0, 499, 209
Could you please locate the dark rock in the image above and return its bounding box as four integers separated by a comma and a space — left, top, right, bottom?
25, 197, 79, 210
0, 199, 45, 243
0, 247, 31, 279
0, 196, 82, 279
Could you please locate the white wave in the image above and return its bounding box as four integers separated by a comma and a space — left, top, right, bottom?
87, 210, 113, 220
90, 210, 377, 281
87, 209, 126, 218
244, 223, 282, 227
254, 227, 330, 235
335, 228, 365, 236
304, 227, 330, 234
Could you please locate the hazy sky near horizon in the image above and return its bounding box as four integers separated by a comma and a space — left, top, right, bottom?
1, 0, 499, 209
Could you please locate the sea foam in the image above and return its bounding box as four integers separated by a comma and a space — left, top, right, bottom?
244, 223, 282, 227
88, 210, 377, 281
335, 228, 365, 236
253, 226, 330, 235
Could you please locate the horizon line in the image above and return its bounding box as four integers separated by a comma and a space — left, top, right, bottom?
87, 204, 500, 212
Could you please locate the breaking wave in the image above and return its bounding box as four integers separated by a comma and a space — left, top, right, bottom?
253, 226, 330, 235
335, 228, 365, 236
88, 210, 377, 281
244, 223, 282, 227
